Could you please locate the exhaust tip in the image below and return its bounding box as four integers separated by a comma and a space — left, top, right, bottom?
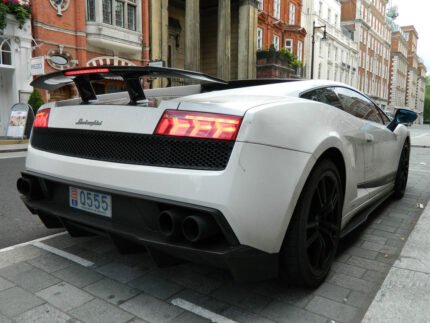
182, 216, 200, 242
159, 210, 184, 238
17, 177, 31, 195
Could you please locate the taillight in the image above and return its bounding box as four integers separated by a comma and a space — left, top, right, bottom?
155, 110, 242, 140
33, 108, 50, 128
64, 68, 110, 76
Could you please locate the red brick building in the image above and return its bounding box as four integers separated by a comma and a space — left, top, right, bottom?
256, 0, 306, 61
31, 0, 150, 101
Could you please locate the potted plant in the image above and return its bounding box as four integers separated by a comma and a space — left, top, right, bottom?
0, 0, 31, 31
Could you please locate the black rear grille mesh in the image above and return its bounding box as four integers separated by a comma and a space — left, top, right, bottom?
31, 128, 235, 170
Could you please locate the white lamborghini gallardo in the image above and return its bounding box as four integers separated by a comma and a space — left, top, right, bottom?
18, 66, 416, 287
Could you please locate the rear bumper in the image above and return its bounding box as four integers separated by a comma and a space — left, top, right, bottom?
20, 171, 278, 281
24, 142, 313, 253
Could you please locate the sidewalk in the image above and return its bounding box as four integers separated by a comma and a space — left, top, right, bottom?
0, 140, 28, 153
363, 200, 430, 322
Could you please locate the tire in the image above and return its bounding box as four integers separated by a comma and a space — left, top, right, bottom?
280, 159, 343, 288
393, 141, 410, 200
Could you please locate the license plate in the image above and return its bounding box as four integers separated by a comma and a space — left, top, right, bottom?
69, 187, 112, 218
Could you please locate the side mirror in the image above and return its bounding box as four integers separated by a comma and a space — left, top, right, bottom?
387, 108, 417, 131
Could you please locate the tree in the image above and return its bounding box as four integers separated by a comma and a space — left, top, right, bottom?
28, 89, 44, 114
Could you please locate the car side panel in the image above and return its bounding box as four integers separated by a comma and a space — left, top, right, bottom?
238, 99, 371, 218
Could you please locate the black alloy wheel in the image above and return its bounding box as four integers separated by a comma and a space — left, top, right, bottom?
281, 159, 343, 288
393, 141, 410, 199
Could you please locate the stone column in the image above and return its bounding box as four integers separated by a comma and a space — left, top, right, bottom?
238, 0, 257, 79
150, 0, 168, 87
217, 0, 231, 80
185, 0, 200, 71
150, 0, 168, 64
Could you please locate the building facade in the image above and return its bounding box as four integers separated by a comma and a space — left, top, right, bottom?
150, 0, 258, 81
341, 0, 391, 109
31, 0, 150, 101
302, 0, 358, 86
256, 0, 306, 60
401, 26, 421, 121
0, 15, 33, 136
415, 59, 427, 124
388, 28, 408, 107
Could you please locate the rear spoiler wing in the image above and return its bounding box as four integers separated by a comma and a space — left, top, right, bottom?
30, 66, 227, 105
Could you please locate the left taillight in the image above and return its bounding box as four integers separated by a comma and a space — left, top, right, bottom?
33, 108, 50, 128
154, 110, 242, 140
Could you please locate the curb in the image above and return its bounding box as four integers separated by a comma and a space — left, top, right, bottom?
363, 201, 430, 322
0, 148, 28, 153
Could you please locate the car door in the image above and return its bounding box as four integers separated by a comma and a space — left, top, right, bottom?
300, 87, 367, 186
334, 87, 399, 189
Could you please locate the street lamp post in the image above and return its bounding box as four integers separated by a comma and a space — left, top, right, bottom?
310, 21, 327, 79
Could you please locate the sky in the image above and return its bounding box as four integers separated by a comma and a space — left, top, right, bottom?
391, 0, 430, 74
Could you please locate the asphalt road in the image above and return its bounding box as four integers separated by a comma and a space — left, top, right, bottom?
0, 154, 62, 249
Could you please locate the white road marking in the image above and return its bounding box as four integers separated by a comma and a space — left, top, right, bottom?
0, 231, 67, 253
412, 133, 429, 139
32, 241, 94, 267
0, 152, 27, 159
171, 298, 237, 323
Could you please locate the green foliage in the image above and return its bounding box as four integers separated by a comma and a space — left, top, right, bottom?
0, 0, 31, 30
424, 83, 430, 124
28, 89, 44, 114
256, 45, 303, 70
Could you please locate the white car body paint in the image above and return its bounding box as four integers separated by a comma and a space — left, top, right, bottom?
24, 79, 410, 254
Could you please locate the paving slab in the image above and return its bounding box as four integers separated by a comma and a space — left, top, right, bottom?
13, 304, 74, 323
0, 287, 44, 318
120, 293, 184, 322
52, 264, 104, 288
84, 278, 140, 306
69, 298, 134, 323
36, 282, 94, 312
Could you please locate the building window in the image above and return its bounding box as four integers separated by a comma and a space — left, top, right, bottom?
285, 39, 293, 52
327, 8, 331, 24
274, 0, 280, 19
273, 35, 280, 50
257, 0, 263, 10
297, 40, 303, 62
103, 0, 112, 24
87, 0, 96, 21
289, 3, 296, 25
115, 1, 125, 27
0, 39, 12, 65
334, 14, 338, 27
127, 4, 136, 30
319, 1, 323, 16
257, 28, 263, 50
101, 0, 137, 30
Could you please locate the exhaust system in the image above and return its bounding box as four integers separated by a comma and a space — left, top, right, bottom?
158, 209, 185, 238
17, 177, 43, 199
159, 210, 221, 243
182, 215, 220, 243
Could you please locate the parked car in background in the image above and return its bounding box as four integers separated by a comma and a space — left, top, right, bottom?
18, 67, 416, 287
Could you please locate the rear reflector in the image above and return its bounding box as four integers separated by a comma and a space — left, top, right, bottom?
155, 110, 242, 140
64, 68, 110, 76
33, 108, 50, 128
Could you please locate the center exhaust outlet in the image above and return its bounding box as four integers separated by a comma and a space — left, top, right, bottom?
182, 215, 220, 243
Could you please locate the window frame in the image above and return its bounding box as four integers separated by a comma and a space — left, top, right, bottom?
257, 28, 263, 50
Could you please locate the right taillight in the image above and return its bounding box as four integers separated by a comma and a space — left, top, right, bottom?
33, 108, 51, 128
155, 110, 242, 140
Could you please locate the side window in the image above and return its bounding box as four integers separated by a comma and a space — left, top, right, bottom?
334, 87, 383, 124
300, 88, 344, 111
